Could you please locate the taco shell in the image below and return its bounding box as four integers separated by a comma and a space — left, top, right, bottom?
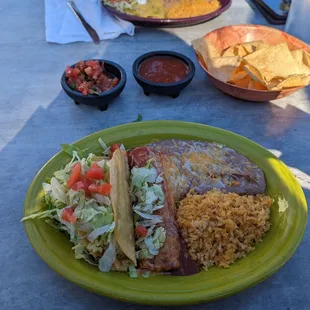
110, 149, 136, 265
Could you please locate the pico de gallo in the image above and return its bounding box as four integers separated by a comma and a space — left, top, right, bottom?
65, 60, 119, 96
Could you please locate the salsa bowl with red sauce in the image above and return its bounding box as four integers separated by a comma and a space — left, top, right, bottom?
133, 51, 195, 98
61, 59, 126, 111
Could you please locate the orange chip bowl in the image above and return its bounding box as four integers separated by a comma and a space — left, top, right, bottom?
196, 24, 310, 102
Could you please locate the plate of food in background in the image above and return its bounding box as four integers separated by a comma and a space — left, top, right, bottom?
22, 121, 307, 305
102, 0, 232, 27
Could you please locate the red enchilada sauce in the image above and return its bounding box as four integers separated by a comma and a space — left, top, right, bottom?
138, 56, 189, 84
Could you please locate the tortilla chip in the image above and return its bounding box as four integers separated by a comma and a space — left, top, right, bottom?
291, 49, 310, 71
234, 45, 248, 57
208, 56, 241, 82
240, 41, 269, 54
110, 149, 137, 265
243, 64, 265, 84
229, 70, 248, 82
228, 64, 248, 82
269, 75, 310, 90
243, 43, 309, 83
222, 41, 269, 57
192, 38, 220, 70
221, 46, 235, 57
291, 49, 303, 63
229, 74, 252, 88
248, 80, 268, 90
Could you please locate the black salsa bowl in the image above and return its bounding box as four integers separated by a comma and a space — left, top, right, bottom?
61, 59, 127, 111
132, 51, 195, 98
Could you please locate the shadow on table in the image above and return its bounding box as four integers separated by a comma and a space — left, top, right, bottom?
2, 28, 310, 310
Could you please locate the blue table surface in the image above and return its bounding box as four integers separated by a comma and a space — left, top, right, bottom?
1, 0, 309, 309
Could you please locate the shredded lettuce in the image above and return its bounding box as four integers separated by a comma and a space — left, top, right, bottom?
136, 248, 153, 260
51, 177, 68, 204
87, 222, 115, 242
86, 237, 107, 255
79, 208, 101, 222
151, 184, 164, 202
134, 210, 162, 222
144, 235, 160, 255
42, 183, 52, 195
92, 193, 111, 206
131, 167, 158, 188
141, 227, 166, 257
54, 169, 68, 183
155, 175, 164, 183
61, 144, 87, 158
45, 218, 63, 230
90, 212, 114, 229
136, 219, 163, 227
72, 243, 98, 266
131, 164, 166, 260
128, 264, 138, 279
86, 153, 105, 166
21, 208, 59, 222
98, 138, 111, 157
98, 236, 116, 272
72, 242, 86, 259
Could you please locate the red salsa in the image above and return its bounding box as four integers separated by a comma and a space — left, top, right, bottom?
65, 60, 119, 96
138, 56, 189, 84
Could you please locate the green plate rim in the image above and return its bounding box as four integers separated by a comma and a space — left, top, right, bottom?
23, 121, 308, 305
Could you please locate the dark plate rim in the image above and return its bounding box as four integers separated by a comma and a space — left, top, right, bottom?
102, 0, 232, 24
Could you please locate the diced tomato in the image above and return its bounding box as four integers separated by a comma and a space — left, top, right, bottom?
76, 61, 86, 71
110, 144, 121, 158
84, 66, 93, 76
77, 81, 90, 96
88, 183, 111, 196
71, 67, 80, 77
110, 144, 121, 152
65, 66, 73, 78
86, 60, 100, 70
71, 181, 85, 191
136, 226, 148, 238
98, 183, 112, 196
65, 60, 119, 96
88, 183, 100, 194
71, 177, 92, 197
62, 208, 77, 224
98, 73, 108, 83
111, 78, 119, 88
81, 176, 92, 196
86, 168, 104, 180
90, 162, 100, 169
67, 163, 81, 189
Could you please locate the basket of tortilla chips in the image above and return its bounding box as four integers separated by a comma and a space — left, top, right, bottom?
192, 25, 310, 101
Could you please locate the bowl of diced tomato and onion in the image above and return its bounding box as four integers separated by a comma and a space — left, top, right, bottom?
61, 59, 127, 111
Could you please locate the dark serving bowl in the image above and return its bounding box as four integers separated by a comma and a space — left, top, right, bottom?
103, 0, 231, 28
132, 51, 195, 98
61, 59, 126, 111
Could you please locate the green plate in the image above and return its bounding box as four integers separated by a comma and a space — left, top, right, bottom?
24, 121, 307, 305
